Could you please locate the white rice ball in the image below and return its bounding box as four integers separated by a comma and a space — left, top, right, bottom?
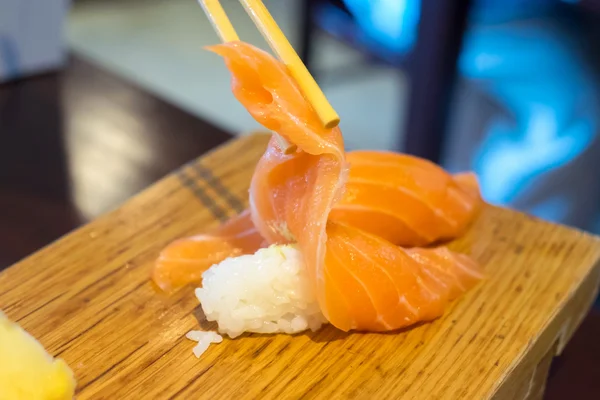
195, 244, 328, 339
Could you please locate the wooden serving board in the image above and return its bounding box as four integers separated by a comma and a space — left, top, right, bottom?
1, 134, 600, 399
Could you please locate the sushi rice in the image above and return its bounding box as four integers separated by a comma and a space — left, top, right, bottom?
189, 244, 327, 357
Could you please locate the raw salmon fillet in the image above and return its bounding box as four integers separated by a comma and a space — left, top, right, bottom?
153, 41, 483, 331
329, 151, 482, 246
153, 210, 264, 292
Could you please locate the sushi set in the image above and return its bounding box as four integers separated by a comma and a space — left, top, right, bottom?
2, 0, 600, 398
153, 40, 484, 348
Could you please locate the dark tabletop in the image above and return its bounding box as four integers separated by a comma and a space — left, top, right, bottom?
0, 55, 597, 398
0, 55, 232, 268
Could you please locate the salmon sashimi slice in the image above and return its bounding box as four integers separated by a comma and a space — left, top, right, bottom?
405, 247, 484, 300
152, 210, 265, 292
206, 42, 345, 157
207, 40, 346, 244
323, 222, 483, 330
209, 41, 483, 331
329, 151, 482, 247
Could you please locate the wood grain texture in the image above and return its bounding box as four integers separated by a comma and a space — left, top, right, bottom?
1, 134, 599, 399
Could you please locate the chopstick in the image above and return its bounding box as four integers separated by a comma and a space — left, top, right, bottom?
198, 0, 296, 153
198, 0, 239, 42
239, 0, 340, 130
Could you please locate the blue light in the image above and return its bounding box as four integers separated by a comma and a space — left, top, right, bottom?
342, 0, 420, 53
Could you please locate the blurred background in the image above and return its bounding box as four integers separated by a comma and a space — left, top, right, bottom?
1, 0, 600, 396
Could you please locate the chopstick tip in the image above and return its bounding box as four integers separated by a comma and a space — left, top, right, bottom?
324, 117, 340, 130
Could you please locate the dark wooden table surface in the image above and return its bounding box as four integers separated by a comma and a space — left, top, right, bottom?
0, 55, 597, 398
0, 55, 232, 268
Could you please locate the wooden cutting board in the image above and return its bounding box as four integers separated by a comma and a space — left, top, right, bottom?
1, 134, 599, 399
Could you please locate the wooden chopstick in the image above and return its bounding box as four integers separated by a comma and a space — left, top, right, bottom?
238, 0, 340, 130
198, 0, 295, 153
198, 0, 239, 42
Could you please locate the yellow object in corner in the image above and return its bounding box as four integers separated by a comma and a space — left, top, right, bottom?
0, 311, 76, 400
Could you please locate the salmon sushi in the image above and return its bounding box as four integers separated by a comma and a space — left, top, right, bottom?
154, 41, 484, 341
